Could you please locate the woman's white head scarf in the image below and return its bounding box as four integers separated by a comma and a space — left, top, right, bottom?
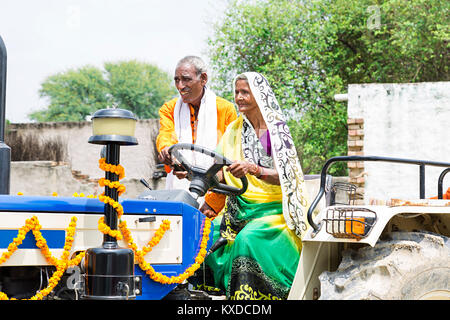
237, 72, 311, 239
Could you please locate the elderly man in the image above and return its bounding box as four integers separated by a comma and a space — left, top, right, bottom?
156, 56, 237, 191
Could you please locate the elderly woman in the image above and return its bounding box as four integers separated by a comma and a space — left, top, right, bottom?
200, 72, 311, 300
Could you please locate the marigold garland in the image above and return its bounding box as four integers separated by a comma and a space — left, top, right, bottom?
0, 216, 85, 300
97, 157, 212, 285
96, 158, 126, 239
98, 157, 125, 179
129, 218, 211, 284
0, 156, 212, 300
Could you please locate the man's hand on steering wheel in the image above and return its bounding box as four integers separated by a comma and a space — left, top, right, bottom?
159, 146, 188, 179
199, 202, 218, 219
173, 169, 188, 180
158, 146, 172, 165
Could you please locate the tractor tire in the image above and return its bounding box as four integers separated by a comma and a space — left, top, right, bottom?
318, 231, 450, 300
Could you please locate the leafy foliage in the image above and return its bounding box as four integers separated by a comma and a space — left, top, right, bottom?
207, 0, 449, 175
104, 61, 177, 119
29, 60, 176, 122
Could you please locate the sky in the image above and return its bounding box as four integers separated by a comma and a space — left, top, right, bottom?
0, 0, 228, 123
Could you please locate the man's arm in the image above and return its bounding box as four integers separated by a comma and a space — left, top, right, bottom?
156, 99, 178, 165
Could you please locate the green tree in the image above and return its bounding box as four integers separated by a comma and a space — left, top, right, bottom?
104, 61, 177, 119
29, 66, 109, 122
29, 60, 176, 122
207, 0, 449, 175
310, 0, 449, 84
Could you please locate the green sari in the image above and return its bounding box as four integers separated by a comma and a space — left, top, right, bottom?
207, 196, 302, 299
204, 72, 310, 300
204, 117, 303, 299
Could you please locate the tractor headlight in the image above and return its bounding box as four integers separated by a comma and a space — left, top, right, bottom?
89, 108, 138, 146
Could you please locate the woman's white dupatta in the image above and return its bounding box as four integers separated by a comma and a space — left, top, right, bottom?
240, 72, 311, 239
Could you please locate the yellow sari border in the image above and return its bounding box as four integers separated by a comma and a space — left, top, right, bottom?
219, 116, 282, 204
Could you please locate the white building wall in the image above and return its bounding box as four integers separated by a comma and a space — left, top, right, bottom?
347, 82, 450, 201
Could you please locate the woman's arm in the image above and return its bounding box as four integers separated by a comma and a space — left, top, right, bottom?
200, 160, 280, 218
226, 160, 280, 185
258, 167, 280, 185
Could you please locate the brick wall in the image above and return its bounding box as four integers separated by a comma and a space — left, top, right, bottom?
347, 118, 365, 205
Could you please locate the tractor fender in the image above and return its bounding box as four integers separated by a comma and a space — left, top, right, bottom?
302, 203, 450, 247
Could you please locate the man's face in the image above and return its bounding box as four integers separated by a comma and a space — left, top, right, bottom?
174, 63, 207, 107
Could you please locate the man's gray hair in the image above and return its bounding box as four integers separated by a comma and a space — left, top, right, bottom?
176, 56, 208, 76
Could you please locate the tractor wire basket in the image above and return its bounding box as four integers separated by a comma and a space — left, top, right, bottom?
330, 182, 357, 206
323, 207, 377, 239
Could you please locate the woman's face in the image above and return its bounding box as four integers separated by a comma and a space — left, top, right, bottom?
234, 80, 258, 115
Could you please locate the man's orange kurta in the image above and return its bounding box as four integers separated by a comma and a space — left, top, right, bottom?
156, 96, 237, 152
156, 96, 236, 212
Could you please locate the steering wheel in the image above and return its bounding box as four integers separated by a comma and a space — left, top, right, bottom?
168, 143, 248, 198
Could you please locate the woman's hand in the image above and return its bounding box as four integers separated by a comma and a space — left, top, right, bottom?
200, 201, 218, 219
226, 160, 280, 185
226, 160, 254, 178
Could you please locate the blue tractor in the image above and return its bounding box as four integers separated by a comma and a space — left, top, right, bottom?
2, 36, 449, 301
0, 115, 246, 300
